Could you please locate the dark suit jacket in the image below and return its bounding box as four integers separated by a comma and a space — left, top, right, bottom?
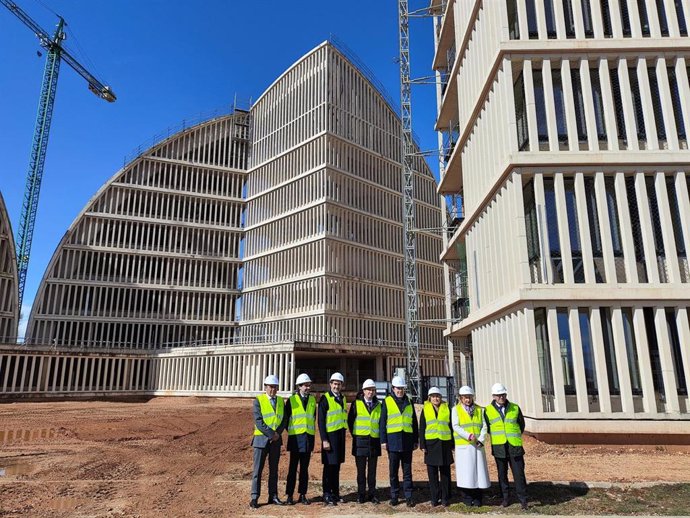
379, 393, 418, 452
484, 399, 525, 458
251, 395, 288, 449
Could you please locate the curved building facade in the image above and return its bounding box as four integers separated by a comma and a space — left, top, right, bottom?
242, 43, 447, 383
26, 113, 249, 348
0, 191, 18, 342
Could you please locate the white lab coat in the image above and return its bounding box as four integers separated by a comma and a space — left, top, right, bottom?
451, 404, 490, 489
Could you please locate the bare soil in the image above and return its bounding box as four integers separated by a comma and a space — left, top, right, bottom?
0, 397, 688, 517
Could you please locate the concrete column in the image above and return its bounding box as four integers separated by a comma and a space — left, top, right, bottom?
654, 307, 680, 413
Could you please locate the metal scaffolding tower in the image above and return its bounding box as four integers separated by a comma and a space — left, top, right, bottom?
397, 0, 421, 402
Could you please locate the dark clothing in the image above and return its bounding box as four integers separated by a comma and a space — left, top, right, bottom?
355, 455, 378, 498
286, 451, 310, 497
379, 394, 419, 451
484, 400, 525, 458
347, 394, 382, 457
322, 463, 341, 501
485, 399, 527, 504
427, 464, 451, 504
419, 406, 454, 467
388, 450, 413, 499
285, 393, 316, 453
318, 391, 346, 464
251, 440, 281, 499
461, 487, 484, 506
495, 455, 528, 504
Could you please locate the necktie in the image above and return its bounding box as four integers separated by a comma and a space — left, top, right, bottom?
270, 398, 276, 410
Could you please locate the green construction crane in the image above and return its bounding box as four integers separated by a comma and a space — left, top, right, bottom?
1, 0, 116, 321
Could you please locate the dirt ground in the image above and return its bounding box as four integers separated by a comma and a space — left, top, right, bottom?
1, 397, 689, 517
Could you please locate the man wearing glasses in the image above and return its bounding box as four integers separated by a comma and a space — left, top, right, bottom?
484, 383, 528, 510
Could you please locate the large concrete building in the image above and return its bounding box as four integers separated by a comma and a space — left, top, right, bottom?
0, 192, 18, 343
433, 0, 690, 436
1, 42, 448, 396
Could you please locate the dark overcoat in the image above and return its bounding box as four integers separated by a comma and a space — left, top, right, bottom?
419, 403, 454, 466
347, 392, 382, 457
285, 393, 316, 453
378, 393, 419, 452
318, 390, 346, 464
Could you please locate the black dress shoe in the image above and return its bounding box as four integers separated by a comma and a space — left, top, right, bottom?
406, 498, 415, 507
521, 502, 529, 510
442, 500, 449, 507
335, 496, 344, 503
501, 498, 510, 507
269, 496, 285, 505
249, 499, 258, 509
358, 495, 366, 504
431, 500, 439, 507
390, 497, 399, 506
471, 500, 482, 507
369, 495, 380, 504
285, 495, 295, 505
298, 494, 310, 505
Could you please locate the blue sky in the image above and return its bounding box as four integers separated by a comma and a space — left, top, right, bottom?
0, 0, 439, 333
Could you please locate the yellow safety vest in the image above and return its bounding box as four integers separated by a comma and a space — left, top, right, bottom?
454, 404, 483, 446
353, 399, 381, 438
253, 393, 284, 436
324, 392, 347, 433
385, 395, 413, 434
485, 403, 523, 447
423, 401, 452, 441
287, 393, 316, 436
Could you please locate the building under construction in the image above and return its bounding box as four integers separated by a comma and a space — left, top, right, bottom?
0, 192, 18, 343
0, 42, 449, 396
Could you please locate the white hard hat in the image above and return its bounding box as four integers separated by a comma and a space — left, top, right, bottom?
330, 372, 345, 383
295, 373, 312, 385
263, 374, 279, 386
391, 376, 406, 388
362, 379, 376, 390
491, 383, 508, 395
459, 385, 474, 396
427, 387, 442, 396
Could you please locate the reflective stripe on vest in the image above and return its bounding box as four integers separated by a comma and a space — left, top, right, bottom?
423, 401, 452, 441
253, 394, 284, 436
453, 404, 483, 446
287, 393, 316, 436
485, 403, 523, 447
385, 395, 413, 434
324, 392, 347, 433
353, 399, 381, 438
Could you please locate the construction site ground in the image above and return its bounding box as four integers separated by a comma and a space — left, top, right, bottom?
1, 397, 689, 517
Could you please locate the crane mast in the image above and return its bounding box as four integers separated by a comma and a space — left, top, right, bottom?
1, 0, 115, 318
397, 0, 421, 402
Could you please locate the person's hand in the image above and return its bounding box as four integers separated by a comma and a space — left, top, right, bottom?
468, 433, 475, 443
421, 448, 426, 454
271, 432, 279, 442
323, 440, 331, 451
382, 443, 387, 451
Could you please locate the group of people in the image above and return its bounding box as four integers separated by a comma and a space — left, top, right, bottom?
250, 372, 528, 510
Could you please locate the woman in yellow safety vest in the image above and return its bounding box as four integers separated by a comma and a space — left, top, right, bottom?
451, 385, 490, 507
419, 386, 453, 507
347, 379, 382, 504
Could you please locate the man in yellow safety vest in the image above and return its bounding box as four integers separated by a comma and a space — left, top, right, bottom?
318, 372, 347, 506
284, 372, 316, 505
250, 374, 288, 509
484, 382, 528, 510
380, 375, 418, 507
